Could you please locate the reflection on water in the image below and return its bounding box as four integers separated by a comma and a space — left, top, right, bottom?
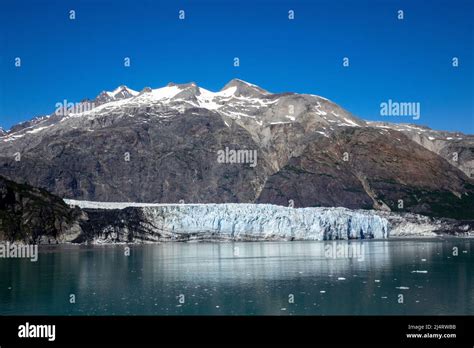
0, 239, 472, 315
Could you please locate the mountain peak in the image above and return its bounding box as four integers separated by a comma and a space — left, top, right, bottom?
165, 82, 201, 98
221, 79, 269, 97
111, 85, 138, 98
167, 82, 197, 88
94, 85, 138, 104
115, 84, 128, 90
139, 87, 152, 95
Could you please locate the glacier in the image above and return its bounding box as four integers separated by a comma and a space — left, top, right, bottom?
140, 204, 390, 241
66, 200, 390, 242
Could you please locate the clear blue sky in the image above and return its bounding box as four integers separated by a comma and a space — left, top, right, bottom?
0, 0, 473, 133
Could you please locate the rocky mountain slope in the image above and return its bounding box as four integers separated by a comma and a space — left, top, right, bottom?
1, 79, 473, 219
368, 121, 473, 178
0, 175, 84, 243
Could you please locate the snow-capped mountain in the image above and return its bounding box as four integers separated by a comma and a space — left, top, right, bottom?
94, 85, 139, 105
0, 79, 472, 220
0, 79, 364, 138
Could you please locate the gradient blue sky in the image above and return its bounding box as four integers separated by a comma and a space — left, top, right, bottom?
0, 0, 473, 133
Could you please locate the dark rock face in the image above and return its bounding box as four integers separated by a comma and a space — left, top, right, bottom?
77, 208, 161, 243
0, 175, 85, 243
0, 80, 472, 220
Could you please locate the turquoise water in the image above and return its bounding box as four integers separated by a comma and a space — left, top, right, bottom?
0, 239, 472, 315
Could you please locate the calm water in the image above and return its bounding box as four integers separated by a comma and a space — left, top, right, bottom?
0, 239, 472, 315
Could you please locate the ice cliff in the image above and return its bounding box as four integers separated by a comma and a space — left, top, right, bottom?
66, 201, 390, 242
141, 204, 389, 240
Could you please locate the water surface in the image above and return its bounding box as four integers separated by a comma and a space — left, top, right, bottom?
0, 239, 472, 315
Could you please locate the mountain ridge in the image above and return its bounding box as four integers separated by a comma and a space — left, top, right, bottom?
0, 79, 472, 219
